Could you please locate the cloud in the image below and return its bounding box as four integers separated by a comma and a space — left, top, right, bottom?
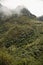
1, 0, 43, 16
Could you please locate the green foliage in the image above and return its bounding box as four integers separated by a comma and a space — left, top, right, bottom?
0, 49, 14, 65
0, 15, 43, 65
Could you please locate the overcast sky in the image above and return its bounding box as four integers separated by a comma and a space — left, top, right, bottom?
0, 0, 43, 17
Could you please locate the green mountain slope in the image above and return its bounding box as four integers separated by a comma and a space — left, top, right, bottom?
0, 14, 43, 65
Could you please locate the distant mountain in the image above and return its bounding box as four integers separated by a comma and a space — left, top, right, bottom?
21, 8, 36, 18
14, 6, 24, 15
12, 6, 36, 18
0, 4, 36, 20
38, 16, 43, 21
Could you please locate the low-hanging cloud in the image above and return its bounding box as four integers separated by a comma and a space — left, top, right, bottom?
0, 0, 43, 17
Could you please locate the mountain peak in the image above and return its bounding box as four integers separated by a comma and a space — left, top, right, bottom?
16, 5, 25, 9
14, 5, 25, 15
14, 5, 36, 18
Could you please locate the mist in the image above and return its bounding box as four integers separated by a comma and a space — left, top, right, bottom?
0, 0, 43, 17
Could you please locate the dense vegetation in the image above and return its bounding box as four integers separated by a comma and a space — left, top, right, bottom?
0, 15, 43, 65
